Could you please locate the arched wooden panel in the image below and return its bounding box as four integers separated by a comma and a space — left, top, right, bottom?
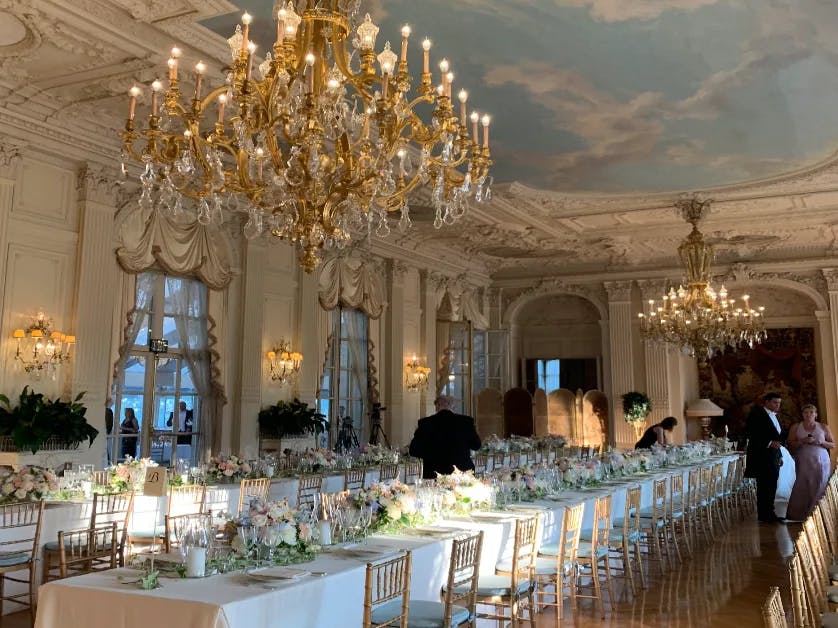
583, 390, 609, 447
547, 388, 576, 439
476, 388, 504, 439
533, 388, 548, 436
503, 387, 534, 437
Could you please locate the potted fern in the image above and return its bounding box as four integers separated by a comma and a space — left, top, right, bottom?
258, 398, 326, 453
622, 391, 652, 441
0, 387, 99, 454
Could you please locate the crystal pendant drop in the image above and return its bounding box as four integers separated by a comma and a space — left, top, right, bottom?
197, 199, 212, 225
397, 202, 412, 233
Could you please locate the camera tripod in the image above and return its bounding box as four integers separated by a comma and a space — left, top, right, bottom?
369, 421, 390, 447
337, 420, 359, 452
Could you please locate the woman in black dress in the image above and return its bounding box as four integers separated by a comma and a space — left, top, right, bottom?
120, 407, 140, 459
635, 416, 678, 449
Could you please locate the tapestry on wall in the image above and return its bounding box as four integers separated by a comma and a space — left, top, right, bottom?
698, 328, 818, 443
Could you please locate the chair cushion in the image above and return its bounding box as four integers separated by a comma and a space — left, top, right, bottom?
447, 574, 532, 597
827, 585, 838, 604
577, 542, 609, 560
43, 541, 72, 552
128, 528, 164, 539
0, 551, 31, 567
403, 600, 470, 628
496, 556, 564, 576
371, 599, 405, 625
830, 563, 838, 582
538, 542, 560, 556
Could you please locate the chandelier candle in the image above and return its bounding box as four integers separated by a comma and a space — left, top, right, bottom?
119, 0, 492, 271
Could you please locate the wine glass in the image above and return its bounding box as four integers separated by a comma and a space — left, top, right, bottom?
237, 525, 258, 563
262, 525, 281, 564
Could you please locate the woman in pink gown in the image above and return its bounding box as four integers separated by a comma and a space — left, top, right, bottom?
786, 404, 834, 521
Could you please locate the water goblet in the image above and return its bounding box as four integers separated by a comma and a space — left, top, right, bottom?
237, 525, 258, 564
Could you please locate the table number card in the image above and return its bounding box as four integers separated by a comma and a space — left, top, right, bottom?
143, 467, 167, 497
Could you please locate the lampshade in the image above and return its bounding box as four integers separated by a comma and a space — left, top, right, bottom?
685, 398, 724, 417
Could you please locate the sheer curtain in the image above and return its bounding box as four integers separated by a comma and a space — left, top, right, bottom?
166, 276, 216, 460
343, 308, 369, 415
114, 272, 156, 370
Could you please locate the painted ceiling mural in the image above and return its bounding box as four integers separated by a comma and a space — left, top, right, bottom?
202, 0, 838, 193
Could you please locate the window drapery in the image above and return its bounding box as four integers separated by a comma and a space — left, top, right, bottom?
318, 256, 385, 319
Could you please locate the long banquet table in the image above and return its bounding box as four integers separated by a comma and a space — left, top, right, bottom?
34, 454, 739, 628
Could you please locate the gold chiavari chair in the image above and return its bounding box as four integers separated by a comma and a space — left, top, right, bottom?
402, 531, 483, 627
363, 550, 412, 627
0, 500, 44, 623
58, 522, 119, 579
576, 495, 615, 618
130, 483, 207, 553
298, 475, 323, 509
609, 485, 645, 595
789, 553, 810, 628
762, 586, 788, 628
379, 463, 400, 483
237, 477, 272, 514
794, 529, 824, 627
466, 515, 536, 627
669, 472, 691, 559
44, 491, 134, 581
491, 453, 506, 472
696, 466, 716, 544
685, 467, 702, 549
402, 460, 423, 485
345, 468, 367, 494
529, 504, 583, 619
91, 470, 111, 487
472, 454, 488, 478
508, 452, 521, 468
164, 513, 215, 554
637, 477, 672, 572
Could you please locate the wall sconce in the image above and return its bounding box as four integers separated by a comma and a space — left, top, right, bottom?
12, 311, 75, 380
404, 355, 431, 392
266, 340, 303, 384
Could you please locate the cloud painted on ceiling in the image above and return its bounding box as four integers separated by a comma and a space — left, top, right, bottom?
201, 0, 838, 192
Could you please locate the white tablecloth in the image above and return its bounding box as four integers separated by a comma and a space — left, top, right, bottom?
35, 455, 738, 628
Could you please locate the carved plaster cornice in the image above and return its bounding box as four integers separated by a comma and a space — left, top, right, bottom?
77, 164, 121, 205
822, 269, 838, 292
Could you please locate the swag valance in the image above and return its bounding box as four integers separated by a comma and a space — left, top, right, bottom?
116, 205, 233, 290
318, 256, 385, 319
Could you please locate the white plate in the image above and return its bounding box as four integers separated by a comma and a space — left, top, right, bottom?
245, 567, 310, 581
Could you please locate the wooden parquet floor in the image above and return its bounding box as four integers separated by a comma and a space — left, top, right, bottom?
534, 518, 797, 628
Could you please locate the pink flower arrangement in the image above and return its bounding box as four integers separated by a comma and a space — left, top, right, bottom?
207, 453, 252, 482
0, 465, 59, 503
108, 456, 158, 491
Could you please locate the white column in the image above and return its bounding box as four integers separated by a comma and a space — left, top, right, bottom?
296, 267, 321, 405
419, 270, 436, 419
385, 260, 408, 446
72, 165, 120, 466
605, 280, 636, 448
820, 269, 838, 434
637, 280, 672, 423
0, 143, 22, 395
233, 240, 266, 456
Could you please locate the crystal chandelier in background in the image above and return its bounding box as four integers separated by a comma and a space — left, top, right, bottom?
119, 0, 493, 271
638, 196, 767, 362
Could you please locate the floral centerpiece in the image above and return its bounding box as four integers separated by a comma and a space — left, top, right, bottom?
534, 435, 567, 450
494, 465, 551, 500
0, 465, 59, 503
354, 481, 420, 531
300, 448, 337, 472
360, 443, 398, 465
228, 498, 318, 565
436, 468, 493, 512
207, 453, 252, 483
108, 456, 159, 491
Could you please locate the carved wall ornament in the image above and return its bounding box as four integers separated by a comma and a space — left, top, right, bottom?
604, 280, 633, 302
77, 164, 120, 204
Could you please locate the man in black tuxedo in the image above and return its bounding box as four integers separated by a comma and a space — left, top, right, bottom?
167, 401, 194, 445
745, 392, 784, 523
409, 396, 482, 479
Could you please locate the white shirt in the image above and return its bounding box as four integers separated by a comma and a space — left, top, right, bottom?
767, 410, 781, 435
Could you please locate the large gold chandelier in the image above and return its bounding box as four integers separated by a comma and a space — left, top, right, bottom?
638, 196, 766, 361
119, 1, 492, 271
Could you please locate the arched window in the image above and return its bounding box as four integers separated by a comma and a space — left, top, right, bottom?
110, 272, 209, 467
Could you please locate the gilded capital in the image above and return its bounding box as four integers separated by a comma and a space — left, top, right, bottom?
604, 280, 633, 302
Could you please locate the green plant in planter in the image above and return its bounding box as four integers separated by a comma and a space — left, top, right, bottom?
0, 387, 99, 453
258, 398, 326, 439
621, 391, 652, 425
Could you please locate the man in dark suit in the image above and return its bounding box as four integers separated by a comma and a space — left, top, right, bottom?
167, 401, 194, 445
745, 392, 784, 523
409, 396, 482, 479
